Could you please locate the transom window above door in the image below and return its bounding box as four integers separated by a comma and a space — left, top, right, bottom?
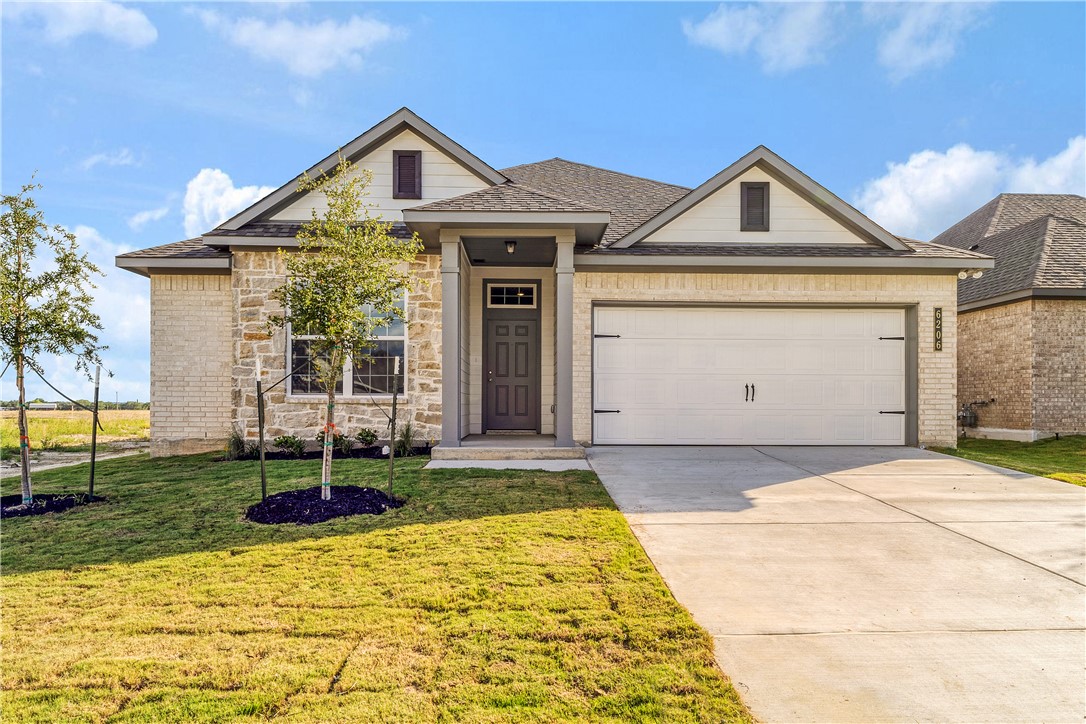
487, 284, 537, 308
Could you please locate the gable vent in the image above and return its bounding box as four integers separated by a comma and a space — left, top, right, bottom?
741, 181, 770, 232
393, 150, 422, 199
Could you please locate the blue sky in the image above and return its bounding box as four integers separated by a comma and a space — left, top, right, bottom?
2, 1, 1084, 402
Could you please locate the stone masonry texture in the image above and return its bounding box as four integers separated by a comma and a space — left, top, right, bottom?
230, 251, 443, 447
572, 272, 960, 448
149, 274, 233, 456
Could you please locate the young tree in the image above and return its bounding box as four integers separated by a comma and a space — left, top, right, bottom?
1, 181, 106, 505
269, 155, 423, 500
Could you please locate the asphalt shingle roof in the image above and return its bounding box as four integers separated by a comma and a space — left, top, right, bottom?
501, 158, 691, 247
931, 193, 1086, 303
407, 182, 604, 213
116, 238, 229, 259
203, 221, 414, 239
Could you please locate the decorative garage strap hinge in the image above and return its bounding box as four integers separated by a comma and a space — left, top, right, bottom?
879, 410, 906, 414
878, 336, 905, 340
594, 409, 621, 413
594, 334, 621, 338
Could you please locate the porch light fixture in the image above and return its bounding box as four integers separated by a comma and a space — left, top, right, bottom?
505, 240, 517, 255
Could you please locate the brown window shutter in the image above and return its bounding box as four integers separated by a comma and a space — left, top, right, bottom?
393, 150, 422, 199
741, 182, 770, 231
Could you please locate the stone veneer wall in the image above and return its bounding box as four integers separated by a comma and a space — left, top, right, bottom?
572, 271, 960, 448
149, 274, 233, 456
231, 251, 443, 444
957, 301, 1034, 431
1031, 299, 1085, 435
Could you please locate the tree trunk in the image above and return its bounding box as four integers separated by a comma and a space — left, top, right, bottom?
321, 389, 334, 501
16, 354, 32, 505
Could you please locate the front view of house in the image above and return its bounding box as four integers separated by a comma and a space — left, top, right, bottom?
117, 108, 992, 456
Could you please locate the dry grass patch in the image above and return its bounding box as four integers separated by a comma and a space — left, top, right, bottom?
1, 454, 751, 722
1, 410, 149, 455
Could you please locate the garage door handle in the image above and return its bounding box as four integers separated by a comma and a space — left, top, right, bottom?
879, 410, 906, 414
745, 384, 749, 401
594, 409, 621, 414
751, 383, 755, 401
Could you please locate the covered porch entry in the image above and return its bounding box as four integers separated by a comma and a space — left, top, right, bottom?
432, 227, 580, 457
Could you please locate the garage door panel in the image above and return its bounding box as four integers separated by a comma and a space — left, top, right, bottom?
593, 307, 906, 445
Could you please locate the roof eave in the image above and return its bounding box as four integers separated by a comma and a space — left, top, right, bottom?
959, 287, 1086, 312
574, 252, 995, 272
115, 255, 232, 278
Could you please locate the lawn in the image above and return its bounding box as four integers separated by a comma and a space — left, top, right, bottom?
934, 435, 1086, 487
0, 410, 150, 456
1, 454, 751, 722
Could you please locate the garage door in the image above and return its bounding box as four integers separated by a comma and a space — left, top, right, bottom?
593, 307, 907, 445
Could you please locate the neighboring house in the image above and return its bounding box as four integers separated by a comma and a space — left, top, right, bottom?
932, 194, 1086, 441
117, 107, 991, 457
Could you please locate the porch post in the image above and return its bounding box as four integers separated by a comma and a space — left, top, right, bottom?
554, 232, 575, 447
440, 233, 461, 447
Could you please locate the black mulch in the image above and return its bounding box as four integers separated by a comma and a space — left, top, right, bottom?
1, 493, 106, 519
245, 485, 403, 525
222, 445, 431, 462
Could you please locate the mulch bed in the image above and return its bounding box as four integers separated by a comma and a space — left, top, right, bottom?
1, 493, 105, 519
223, 446, 430, 462
245, 485, 403, 525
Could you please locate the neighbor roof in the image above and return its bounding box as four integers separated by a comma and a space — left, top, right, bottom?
932, 194, 1086, 306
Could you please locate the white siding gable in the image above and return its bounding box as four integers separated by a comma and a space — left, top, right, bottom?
643, 167, 869, 245
271, 129, 491, 223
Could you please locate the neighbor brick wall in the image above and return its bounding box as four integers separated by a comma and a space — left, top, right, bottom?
149, 274, 233, 456
957, 301, 1034, 431
1032, 299, 1086, 434
572, 272, 960, 448
230, 251, 443, 445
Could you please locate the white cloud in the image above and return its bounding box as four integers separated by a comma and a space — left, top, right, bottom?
194, 9, 402, 78
683, 3, 841, 73
4, 1, 157, 48
126, 206, 170, 231
854, 137, 1086, 240
183, 169, 274, 237
79, 147, 137, 171
864, 2, 988, 81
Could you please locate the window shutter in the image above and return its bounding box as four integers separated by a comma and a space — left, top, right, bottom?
741, 182, 770, 231
393, 150, 421, 199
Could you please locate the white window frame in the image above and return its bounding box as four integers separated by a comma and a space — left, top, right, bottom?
286, 292, 408, 399
487, 283, 538, 309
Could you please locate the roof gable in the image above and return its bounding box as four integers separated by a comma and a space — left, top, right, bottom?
613, 146, 908, 251
216, 107, 506, 232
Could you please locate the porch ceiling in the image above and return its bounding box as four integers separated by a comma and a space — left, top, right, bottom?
462, 236, 556, 266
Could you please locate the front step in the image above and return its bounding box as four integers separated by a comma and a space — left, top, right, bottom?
431, 445, 586, 461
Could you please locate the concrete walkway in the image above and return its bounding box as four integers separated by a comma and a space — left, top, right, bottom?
587, 445, 1086, 723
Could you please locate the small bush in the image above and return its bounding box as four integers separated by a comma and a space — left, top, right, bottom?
273, 435, 306, 458
356, 428, 378, 447
225, 427, 261, 460
315, 429, 355, 456
395, 421, 415, 457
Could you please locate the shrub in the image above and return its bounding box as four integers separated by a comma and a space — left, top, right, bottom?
315, 429, 355, 456
224, 427, 247, 461
356, 428, 378, 447
395, 421, 415, 457
273, 435, 306, 458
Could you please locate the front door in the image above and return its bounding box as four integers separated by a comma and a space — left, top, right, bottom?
485, 318, 539, 431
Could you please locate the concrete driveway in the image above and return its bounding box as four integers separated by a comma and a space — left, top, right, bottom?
587, 446, 1086, 723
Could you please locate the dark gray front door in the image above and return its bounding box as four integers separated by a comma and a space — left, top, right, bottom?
485, 319, 539, 431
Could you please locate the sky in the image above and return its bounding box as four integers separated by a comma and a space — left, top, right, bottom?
2, 1, 1084, 403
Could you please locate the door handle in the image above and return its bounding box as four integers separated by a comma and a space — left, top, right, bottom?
745, 384, 749, 402
751, 383, 755, 402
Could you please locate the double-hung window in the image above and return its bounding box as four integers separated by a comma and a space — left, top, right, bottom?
289, 294, 407, 397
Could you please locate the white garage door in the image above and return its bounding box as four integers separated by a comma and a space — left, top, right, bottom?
593, 307, 907, 445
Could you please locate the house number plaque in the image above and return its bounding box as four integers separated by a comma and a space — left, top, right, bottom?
934, 307, 943, 351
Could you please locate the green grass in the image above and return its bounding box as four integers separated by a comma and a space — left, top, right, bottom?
1, 454, 751, 722
1, 410, 150, 456
933, 435, 1086, 487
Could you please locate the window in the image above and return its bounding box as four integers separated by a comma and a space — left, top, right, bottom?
487, 284, 536, 308
393, 150, 421, 199
741, 181, 770, 231
289, 294, 407, 397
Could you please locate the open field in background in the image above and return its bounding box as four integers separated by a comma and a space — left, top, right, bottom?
1, 454, 751, 722
0, 410, 150, 457
934, 435, 1086, 487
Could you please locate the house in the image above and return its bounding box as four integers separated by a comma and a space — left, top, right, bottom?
116, 107, 991, 457
931, 194, 1085, 441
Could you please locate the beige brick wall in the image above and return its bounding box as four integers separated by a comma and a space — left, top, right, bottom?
957, 301, 1034, 431
1032, 299, 1086, 434
149, 274, 233, 456
572, 271, 959, 448
231, 251, 443, 445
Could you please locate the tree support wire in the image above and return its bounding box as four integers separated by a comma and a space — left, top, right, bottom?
28, 365, 104, 430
